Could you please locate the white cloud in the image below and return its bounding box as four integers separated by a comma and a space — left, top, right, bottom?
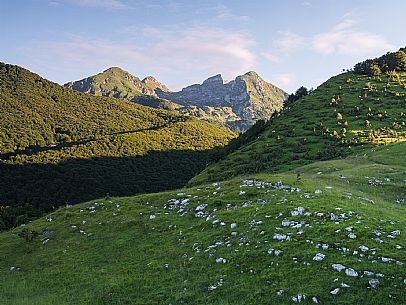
264, 17, 394, 64
261, 51, 281, 63
27, 26, 257, 90
312, 19, 394, 56
213, 4, 250, 22
269, 73, 296, 92
275, 31, 307, 52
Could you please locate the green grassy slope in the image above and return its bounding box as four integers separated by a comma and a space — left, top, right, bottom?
191, 71, 406, 184
0, 63, 234, 216
1, 141, 405, 305
64, 67, 170, 100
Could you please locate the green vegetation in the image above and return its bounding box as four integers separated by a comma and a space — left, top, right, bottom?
64, 67, 170, 100
191, 70, 406, 184
0, 63, 235, 228
354, 48, 406, 76
1, 142, 405, 305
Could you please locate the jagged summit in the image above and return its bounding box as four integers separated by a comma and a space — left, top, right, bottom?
202, 74, 224, 85
243, 70, 259, 76
142, 75, 171, 92
157, 71, 287, 121
66, 69, 287, 131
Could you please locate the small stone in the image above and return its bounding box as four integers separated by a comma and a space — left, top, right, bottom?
149, 215, 156, 220
231, 223, 237, 229
359, 245, 369, 252
345, 268, 358, 277
312, 296, 319, 303
330, 288, 340, 295
282, 220, 291, 227
274, 250, 283, 256
391, 230, 401, 236
313, 253, 325, 262
332, 264, 346, 272
369, 279, 379, 288
348, 233, 357, 239
277, 289, 284, 295
381, 257, 392, 263
273, 233, 287, 241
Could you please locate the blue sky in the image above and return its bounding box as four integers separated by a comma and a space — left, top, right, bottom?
1, 0, 405, 92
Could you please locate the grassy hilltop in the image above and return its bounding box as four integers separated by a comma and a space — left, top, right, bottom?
192, 69, 406, 184
0, 142, 405, 305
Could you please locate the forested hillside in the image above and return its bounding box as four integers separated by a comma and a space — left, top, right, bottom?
191, 49, 406, 184
0, 63, 234, 229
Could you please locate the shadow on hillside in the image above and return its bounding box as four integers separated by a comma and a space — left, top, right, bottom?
0, 124, 173, 161
0, 149, 210, 212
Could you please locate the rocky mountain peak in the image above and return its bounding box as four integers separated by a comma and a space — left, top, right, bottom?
202, 74, 224, 86
103, 66, 126, 74
142, 76, 171, 92
244, 71, 260, 77
156, 71, 287, 123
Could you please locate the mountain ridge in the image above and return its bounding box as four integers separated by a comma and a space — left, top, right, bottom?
66, 68, 288, 132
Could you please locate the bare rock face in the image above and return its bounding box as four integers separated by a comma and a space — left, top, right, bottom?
156, 71, 287, 121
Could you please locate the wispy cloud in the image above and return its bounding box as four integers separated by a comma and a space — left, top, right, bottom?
50, 0, 128, 9
264, 16, 394, 63
261, 51, 281, 63
26, 26, 257, 90
312, 19, 394, 55
269, 73, 296, 91
275, 31, 307, 53
213, 4, 250, 23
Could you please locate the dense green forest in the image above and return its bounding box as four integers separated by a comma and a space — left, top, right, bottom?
353, 47, 406, 76
0, 63, 235, 229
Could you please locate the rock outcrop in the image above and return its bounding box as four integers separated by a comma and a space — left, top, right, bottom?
156, 71, 287, 121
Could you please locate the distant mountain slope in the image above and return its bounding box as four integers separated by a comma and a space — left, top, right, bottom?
67, 69, 287, 131
0, 63, 234, 217
64, 66, 170, 100
191, 50, 406, 184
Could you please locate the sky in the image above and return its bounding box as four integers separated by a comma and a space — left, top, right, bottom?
1, 0, 405, 93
